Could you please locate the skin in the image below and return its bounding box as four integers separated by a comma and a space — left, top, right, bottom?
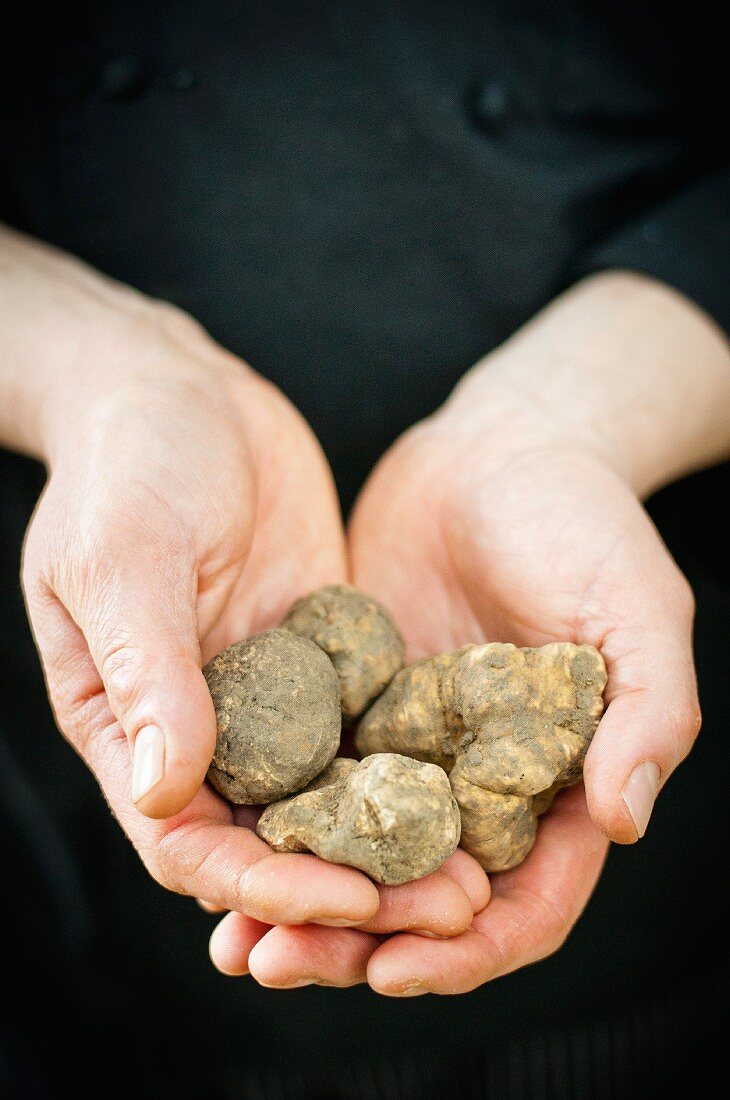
0, 225, 486, 935
2, 228, 729, 993
212, 272, 730, 992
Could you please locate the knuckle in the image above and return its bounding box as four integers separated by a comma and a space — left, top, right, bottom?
20, 521, 50, 601
52, 681, 111, 752
143, 842, 181, 895
541, 924, 570, 960
144, 856, 174, 893
100, 643, 148, 718
535, 918, 570, 961
532, 926, 569, 963
521, 892, 571, 961
149, 822, 229, 900
82, 713, 128, 770
20, 542, 39, 597
151, 298, 208, 342
675, 695, 702, 755
654, 689, 701, 762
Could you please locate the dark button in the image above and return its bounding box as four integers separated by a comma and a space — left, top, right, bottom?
99, 55, 151, 101
473, 80, 510, 128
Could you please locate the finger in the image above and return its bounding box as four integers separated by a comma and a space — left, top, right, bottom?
133, 785, 381, 924
208, 838, 488, 939
25, 595, 381, 924
440, 849, 491, 914
26, 536, 217, 820
136, 793, 381, 925
78, 553, 214, 820
232, 810, 489, 935
584, 569, 700, 844
248, 924, 379, 989
197, 898, 227, 914
359, 871, 472, 937
367, 785, 607, 995
209, 912, 270, 975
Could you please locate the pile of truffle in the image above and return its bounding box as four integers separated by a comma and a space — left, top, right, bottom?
204, 586, 606, 885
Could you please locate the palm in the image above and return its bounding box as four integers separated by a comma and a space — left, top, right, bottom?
158, 376, 348, 852
351, 425, 651, 663
25, 348, 389, 926
165, 377, 349, 840
194, 377, 347, 661
338, 418, 686, 994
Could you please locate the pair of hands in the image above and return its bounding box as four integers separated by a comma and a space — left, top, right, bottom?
19, 263, 710, 995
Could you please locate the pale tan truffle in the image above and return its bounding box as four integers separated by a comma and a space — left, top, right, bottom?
204, 629, 341, 805
256, 753, 461, 885
357, 642, 607, 872
281, 584, 405, 722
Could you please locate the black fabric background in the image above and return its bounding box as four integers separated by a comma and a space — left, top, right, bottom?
1, 2, 728, 1096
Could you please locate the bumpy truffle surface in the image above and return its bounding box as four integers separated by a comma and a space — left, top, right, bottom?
357, 642, 606, 872
204, 629, 341, 805
281, 584, 405, 721
256, 753, 461, 885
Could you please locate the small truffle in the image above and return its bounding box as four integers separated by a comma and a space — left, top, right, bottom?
204, 629, 341, 804
357, 642, 607, 871
281, 584, 405, 721
256, 753, 461, 885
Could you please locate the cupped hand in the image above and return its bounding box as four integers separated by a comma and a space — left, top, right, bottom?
20, 297, 385, 925
226, 276, 705, 991
345, 358, 699, 993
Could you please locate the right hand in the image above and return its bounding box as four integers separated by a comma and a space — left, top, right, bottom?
18, 279, 487, 936
19, 290, 386, 925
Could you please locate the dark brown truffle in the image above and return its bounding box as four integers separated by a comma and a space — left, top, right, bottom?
204, 629, 341, 804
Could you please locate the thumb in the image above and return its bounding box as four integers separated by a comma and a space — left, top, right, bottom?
59, 539, 216, 820
583, 575, 700, 844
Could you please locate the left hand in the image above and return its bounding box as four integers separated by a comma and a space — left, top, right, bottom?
209, 272, 730, 992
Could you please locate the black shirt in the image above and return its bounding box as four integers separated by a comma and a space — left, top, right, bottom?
1, 3, 728, 1096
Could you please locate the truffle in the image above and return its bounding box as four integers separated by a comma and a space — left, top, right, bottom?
357, 642, 607, 871
281, 584, 405, 721
204, 629, 341, 804
256, 753, 461, 885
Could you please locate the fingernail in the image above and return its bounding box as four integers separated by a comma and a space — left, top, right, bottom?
316, 917, 362, 927
393, 979, 428, 997
621, 761, 661, 838
258, 978, 315, 989
132, 725, 166, 804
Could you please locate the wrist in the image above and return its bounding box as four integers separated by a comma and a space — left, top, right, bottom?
0, 227, 155, 459
42, 318, 251, 474
0, 225, 247, 465
445, 271, 730, 498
